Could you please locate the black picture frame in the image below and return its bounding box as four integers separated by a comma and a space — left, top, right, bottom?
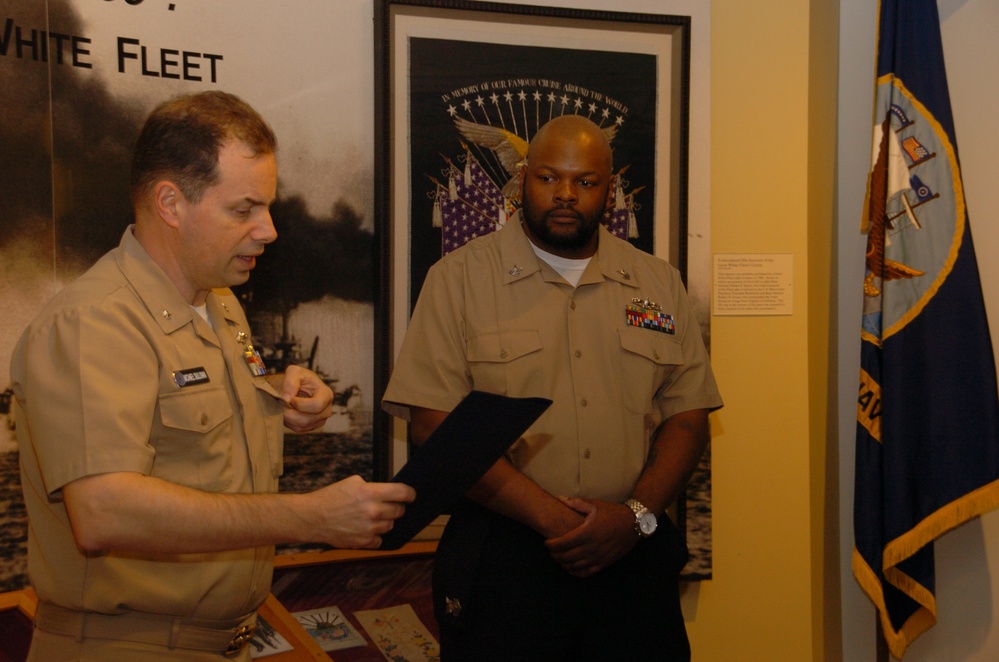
372, 1, 707, 577
374, 0, 691, 465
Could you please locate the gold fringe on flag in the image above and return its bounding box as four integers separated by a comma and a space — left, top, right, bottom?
853, 477, 999, 659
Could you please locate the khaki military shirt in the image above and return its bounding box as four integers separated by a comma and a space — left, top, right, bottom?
383, 216, 722, 503
10, 227, 285, 621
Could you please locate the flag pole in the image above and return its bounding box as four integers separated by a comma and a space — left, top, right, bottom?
876, 615, 889, 662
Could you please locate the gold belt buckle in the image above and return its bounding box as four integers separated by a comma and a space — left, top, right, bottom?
224, 623, 256, 657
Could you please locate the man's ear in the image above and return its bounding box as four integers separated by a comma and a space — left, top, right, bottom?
153, 181, 183, 228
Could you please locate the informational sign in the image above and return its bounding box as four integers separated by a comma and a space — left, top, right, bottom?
712, 253, 794, 316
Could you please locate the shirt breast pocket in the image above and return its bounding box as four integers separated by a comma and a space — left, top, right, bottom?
156, 385, 235, 491
467, 329, 545, 396
618, 327, 684, 414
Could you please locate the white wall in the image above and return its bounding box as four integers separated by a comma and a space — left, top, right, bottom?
838, 0, 999, 659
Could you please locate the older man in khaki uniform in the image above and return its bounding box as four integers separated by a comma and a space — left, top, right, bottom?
11, 91, 414, 660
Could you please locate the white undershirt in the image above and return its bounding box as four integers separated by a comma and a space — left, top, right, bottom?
529, 243, 592, 287
191, 303, 212, 326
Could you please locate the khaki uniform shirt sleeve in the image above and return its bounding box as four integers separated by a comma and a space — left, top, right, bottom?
648, 262, 723, 422
17, 300, 158, 495
383, 257, 473, 419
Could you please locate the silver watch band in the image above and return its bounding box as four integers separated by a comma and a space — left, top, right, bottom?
625, 498, 648, 517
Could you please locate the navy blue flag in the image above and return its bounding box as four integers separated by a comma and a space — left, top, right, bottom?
854, 0, 999, 657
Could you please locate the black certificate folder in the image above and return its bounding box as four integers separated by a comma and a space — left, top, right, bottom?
380, 390, 552, 550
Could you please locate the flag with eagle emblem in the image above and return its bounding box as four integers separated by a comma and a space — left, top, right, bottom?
853, 0, 999, 658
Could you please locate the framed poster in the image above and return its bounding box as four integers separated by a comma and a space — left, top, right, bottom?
373, 0, 714, 578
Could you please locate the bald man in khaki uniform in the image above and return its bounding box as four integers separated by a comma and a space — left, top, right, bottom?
384, 115, 722, 661
11, 91, 414, 661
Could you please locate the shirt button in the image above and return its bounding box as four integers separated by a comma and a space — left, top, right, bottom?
580, 398, 588, 407
574, 349, 582, 358
570, 301, 577, 310
200, 413, 209, 426
500, 349, 508, 359
583, 449, 591, 459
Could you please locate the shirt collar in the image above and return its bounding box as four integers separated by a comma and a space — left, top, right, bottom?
497, 212, 545, 284
499, 211, 641, 290
114, 226, 195, 335
590, 224, 641, 289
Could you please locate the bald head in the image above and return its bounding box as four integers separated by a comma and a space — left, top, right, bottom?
527, 115, 613, 172
519, 115, 615, 259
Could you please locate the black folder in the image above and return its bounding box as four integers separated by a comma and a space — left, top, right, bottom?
380, 390, 552, 550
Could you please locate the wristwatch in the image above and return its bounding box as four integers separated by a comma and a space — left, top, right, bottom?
625, 499, 658, 538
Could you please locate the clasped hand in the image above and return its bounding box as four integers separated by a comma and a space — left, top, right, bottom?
544, 497, 638, 578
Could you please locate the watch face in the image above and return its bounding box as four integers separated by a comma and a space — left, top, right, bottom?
639, 512, 657, 535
